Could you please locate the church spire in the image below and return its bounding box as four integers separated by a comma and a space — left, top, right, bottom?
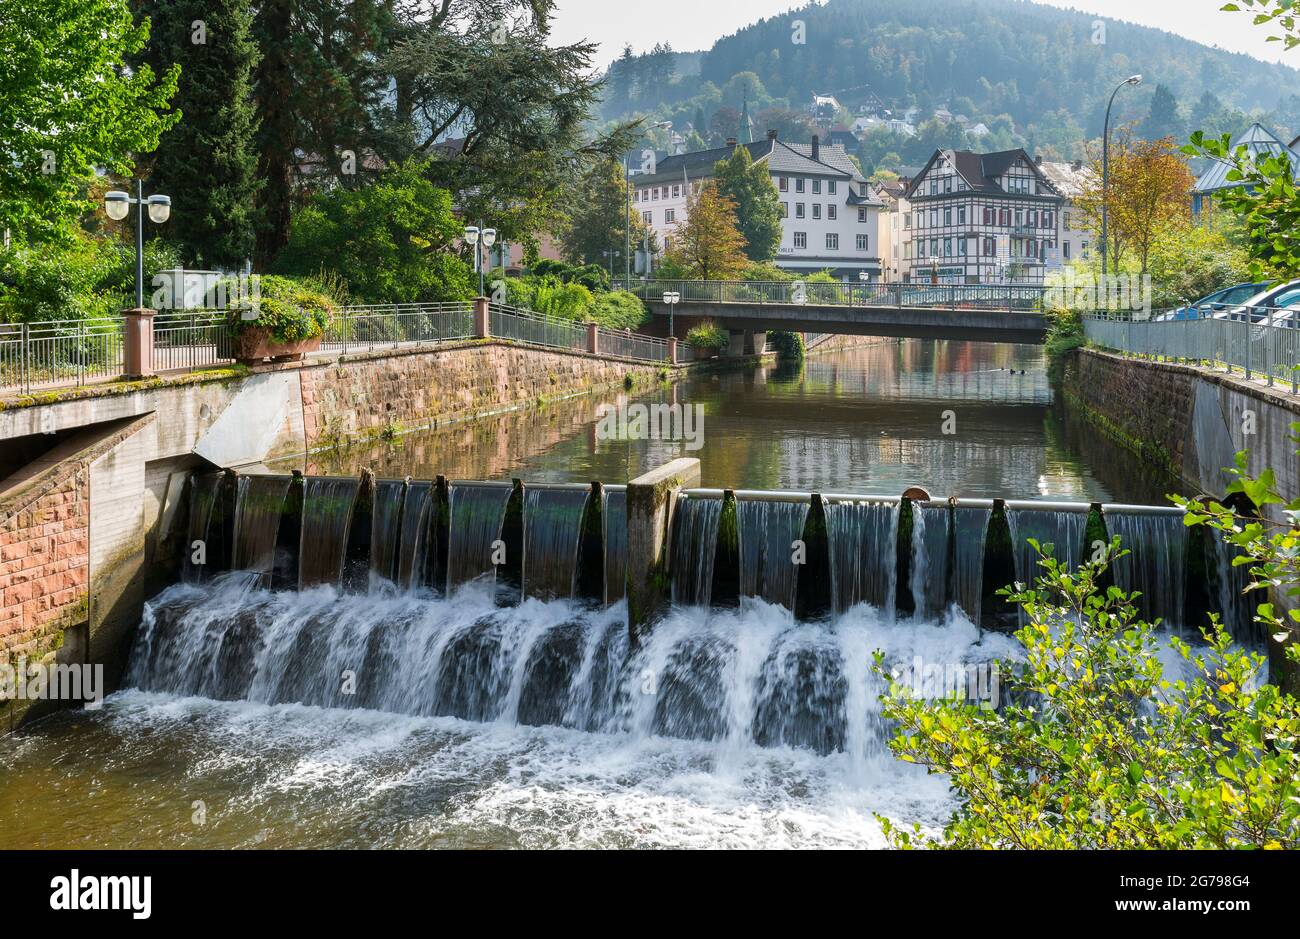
739, 96, 754, 145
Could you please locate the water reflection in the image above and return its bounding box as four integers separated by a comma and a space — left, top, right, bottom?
274, 340, 1179, 504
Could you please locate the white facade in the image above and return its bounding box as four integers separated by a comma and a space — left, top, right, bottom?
631, 137, 884, 280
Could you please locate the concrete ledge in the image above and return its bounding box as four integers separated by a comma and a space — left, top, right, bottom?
626, 458, 701, 643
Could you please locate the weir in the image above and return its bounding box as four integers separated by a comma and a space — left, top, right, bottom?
122, 465, 1255, 759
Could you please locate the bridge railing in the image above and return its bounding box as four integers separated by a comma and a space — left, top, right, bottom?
323, 302, 476, 353
615, 278, 1048, 312
0, 318, 125, 395
1085, 310, 1300, 393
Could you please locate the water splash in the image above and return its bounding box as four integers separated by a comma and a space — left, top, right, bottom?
910, 504, 951, 620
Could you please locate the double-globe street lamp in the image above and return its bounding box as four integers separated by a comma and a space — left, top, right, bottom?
104, 180, 171, 309
1102, 74, 1143, 279
464, 224, 497, 297
662, 290, 680, 339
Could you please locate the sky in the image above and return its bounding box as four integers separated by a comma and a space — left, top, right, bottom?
548, 0, 1294, 67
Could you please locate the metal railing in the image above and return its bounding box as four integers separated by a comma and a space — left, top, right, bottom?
1085, 309, 1300, 393
615, 278, 1048, 312
322, 302, 475, 353
153, 311, 236, 372
488, 303, 588, 353
0, 318, 125, 395
0, 299, 682, 396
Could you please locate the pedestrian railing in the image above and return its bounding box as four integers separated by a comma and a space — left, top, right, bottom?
322, 302, 475, 353
1085, 310, 1300, 394
615, 278, 1049, 312
0, 318, 125, 395
0, 299, 685, 397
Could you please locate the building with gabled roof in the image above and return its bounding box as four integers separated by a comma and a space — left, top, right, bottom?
898, 148, 1065, 284
630, 132, 884, 280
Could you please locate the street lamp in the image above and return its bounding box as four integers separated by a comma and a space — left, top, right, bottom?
465, 224, 496, 296
105, 181, 171, 309
1102, 74, 1142, 279
662, 290, 680, 338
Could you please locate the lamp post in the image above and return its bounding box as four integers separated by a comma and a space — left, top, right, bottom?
1102, 74, 1142, 279
104, 180, 171, 309
465, 224, 497, 297
662, 290, 680, 338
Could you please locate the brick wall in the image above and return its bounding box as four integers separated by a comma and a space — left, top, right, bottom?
299, 341, 661, 451
0, 466, 89, 662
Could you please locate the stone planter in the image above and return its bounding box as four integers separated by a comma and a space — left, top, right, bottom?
233, 327, 323, 365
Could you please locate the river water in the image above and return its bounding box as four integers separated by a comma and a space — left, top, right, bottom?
0, 341, 1189, 849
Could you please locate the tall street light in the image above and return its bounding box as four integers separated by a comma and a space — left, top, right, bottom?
104, 180, 171, 309
464, 224, 496, 297
1102, 74, 1142, 279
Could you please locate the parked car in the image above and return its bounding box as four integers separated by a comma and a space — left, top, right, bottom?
1215, 279, 1300, 324
1155, 282, 1268, 321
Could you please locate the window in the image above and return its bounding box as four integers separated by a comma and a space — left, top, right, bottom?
983, 237, 995, 256
796, 203, 806, 219
812, 179, 822, 194
1027, 209, 1037, 226
958, 238, 967, 257
1015, 209, 1024, 227
958, 206, 966, 225
826, 233, 839, 250
794, 231, 807, 249
781, 202, 789, 218
795, 178, 805, 193
1081, 241, 1090, 256
1062, 211, 1071, 230
812, 204, 822, 220
858, 208, 868, 223
930, 238, 939, 257
944, 177, 953, 193
1064, 241, 1072, 260
999, 209, 1010, 226
856, 233, 869, 251
642, 211, 652, 224
1043, 211, 1054, 229
779, 177, 789, 192
828, 204, 837, 220
633, 190, 640, 203
1027, 238, 1037, 257
904, 212, 912, 229
652, 188, 660, 200
828, 180, 838, 195
944, 238, 952, 257
672, 185, 681, 198
930, 178, 938, 195
944, 208, 952, 225
983, 206, 994, 225
665, 209, 676, 223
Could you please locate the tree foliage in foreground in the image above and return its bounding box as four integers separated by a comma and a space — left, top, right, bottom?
878, 435, 1300, 849
665, 181, 749, 281
0, 0, 179, 241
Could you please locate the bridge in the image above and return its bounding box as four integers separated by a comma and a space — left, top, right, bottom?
618, 279, 1051, 345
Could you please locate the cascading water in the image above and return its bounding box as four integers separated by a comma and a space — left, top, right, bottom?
1005, 507, 1088, 587
670, 495, 723, 607
951, 505, 990, 625
183, 473, 222, 582
369, 479, 407, 588
1212, 534, 1256, 641
522, 487, 590, 601
396, 481, 435, 591
446, 483, 513, 589
1105, 508, 1187, 630
736, 497, 810, 610
602, 489, 627, 605
232, 475, 291, 575
825, 500, 899, 617
298, 477, 361, 588
910, 504, 951, 620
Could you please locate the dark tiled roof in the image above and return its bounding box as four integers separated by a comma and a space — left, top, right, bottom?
905, 148, 1059, 199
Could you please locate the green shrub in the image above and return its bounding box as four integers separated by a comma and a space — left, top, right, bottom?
530, 279, 593, 320
686, 320, 728, 350
530, 259, 610, 292
1044, 307, 1085, 362
589, 290, 648, 329
742, 261, 794, 282
233, 275, 336, 343
877, 445, 1300, 849
768, 330, 805, 362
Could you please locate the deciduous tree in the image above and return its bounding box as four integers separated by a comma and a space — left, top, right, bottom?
559, 160, 648, 270
666, 181, 748, 281
714, 145, 782, 262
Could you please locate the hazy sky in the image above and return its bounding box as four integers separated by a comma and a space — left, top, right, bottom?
549, 0, 1294, 67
